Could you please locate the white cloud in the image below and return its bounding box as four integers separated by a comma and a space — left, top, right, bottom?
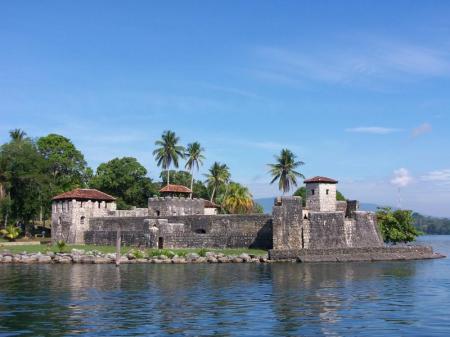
345, 126, 402, 134
412, 122, 432, 138
390, 168, 413, 188
421, 169, 450, 184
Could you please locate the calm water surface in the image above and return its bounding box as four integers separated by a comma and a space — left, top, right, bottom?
0, 236, 449, 336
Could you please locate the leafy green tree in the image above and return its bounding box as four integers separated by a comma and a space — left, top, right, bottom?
222, 182, 254, 214
185, 142, 205, 198
153, 130, 185, 185
294, 186, 346, 206
37, 134, 89, 191
0, 136, 48, 225
268, 149, 305, 194
376, 207, 420, 243
205, 162, 230, 202
90, 157, 158, 209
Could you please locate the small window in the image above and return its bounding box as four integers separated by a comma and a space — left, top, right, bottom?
58, 217, 62, 225
326, 189, 329, 195
311, 189, 315, 195
80, 216, 85, 225
98, 202, 101, 208
156, 210, 160, 217
195, 229, 206, 234
80, 202, 83, 208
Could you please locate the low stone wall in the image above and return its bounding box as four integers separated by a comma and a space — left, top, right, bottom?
269, 245, 444, 262
84, 214, 273, 249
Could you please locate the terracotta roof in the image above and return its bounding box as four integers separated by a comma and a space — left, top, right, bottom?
159, 184, 192, 194
203, 199, 220, 208
52, 188, 116, 201
304, 176, 338, 184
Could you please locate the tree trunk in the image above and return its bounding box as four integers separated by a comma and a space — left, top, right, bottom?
4, 212, 8, 229
210, 186, 216, 202
190, 169, 194, 199
167, 168, 170, 185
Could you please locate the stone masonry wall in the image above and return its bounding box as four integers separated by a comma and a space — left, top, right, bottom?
84, 214, 273, 249
148, 197, 204, 216
306, 183, 337, 211
272, 197, 303, 250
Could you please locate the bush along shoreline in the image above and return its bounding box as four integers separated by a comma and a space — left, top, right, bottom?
0, 248, 271, 264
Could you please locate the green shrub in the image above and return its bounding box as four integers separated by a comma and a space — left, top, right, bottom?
56, 240, 67, 253
198, 248, 208, 257
128, 249, 146, 259
0, 225, 21, 242
148, 249, 175, 258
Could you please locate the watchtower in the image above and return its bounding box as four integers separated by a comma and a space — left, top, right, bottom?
51, 188, 116, 244
304, 176, 338, 212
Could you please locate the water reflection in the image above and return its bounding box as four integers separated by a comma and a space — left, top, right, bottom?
0, 237, 449, 336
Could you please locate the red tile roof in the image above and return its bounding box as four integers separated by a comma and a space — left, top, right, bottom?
159, 184, 192, 194
52, 188, 116, 201
203, 199, 220, 208
304, 176, 338, 184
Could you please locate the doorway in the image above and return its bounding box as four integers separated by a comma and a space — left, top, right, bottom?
158, 237, 164, 249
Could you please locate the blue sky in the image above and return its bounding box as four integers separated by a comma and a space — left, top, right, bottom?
1, 1, 450, 216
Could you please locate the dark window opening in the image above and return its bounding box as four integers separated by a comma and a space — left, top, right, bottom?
326, 189, 329, 195
303, 214, 308, 220
195, 229, 206, 234
80, 202, 83, 208
301, 228, 305, 249
155, 210, 160, 217
311, 189, 315, 195
158, 237, 164, 249
80, 216, 85, 225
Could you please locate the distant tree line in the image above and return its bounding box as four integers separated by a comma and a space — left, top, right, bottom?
413, 213, 450, 235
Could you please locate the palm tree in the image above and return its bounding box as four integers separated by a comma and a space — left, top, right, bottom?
222, 182, 254, 214
268, 149, 305, 194
185, 142, 205, 198
9, 129, 26, 142
153, 130, 185, 185
204, 162, 230, 202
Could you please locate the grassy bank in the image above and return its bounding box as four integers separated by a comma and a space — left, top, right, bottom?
0, 243, 267, 256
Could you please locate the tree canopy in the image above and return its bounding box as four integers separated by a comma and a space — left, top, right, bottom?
376, 207, 420, 243
268, 149, 305, 194
153, 130, 185, 185
90, 157, 158, 209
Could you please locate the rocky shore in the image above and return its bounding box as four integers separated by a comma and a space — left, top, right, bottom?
0, 249, 271, 264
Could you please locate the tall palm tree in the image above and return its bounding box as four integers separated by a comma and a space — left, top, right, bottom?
185, 142, 205, 198
204, 162, 230, 202
9, 129, 26, 142
153, 130, 185, 185
222, 182, 254, 214
268, 149, 305, 194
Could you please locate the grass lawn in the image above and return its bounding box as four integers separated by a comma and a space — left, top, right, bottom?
0, 243, 267, 256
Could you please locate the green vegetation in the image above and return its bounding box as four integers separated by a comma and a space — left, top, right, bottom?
0, 243, 267, 256
222, 182, 254, 214
153, 130, 185, 185
184, 142, 205, 198
205, 162, 230, 203
268, 149, 305, 194
89, 157, 158, 209
0, 225, 21, 242
413, 213, 450, 234
376, 207, 421, 243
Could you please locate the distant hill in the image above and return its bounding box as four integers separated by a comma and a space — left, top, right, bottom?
254, 198, 450, 234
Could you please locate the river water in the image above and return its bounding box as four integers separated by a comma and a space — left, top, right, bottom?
0, 236, 449, 336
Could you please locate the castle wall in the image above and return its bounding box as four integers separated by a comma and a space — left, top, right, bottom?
148, 197, 204, 216
272, 197, 304, 250
84, 214, 273, 249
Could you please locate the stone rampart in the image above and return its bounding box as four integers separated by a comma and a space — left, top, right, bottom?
84, 214, 273, 249
148, 197, 204, 216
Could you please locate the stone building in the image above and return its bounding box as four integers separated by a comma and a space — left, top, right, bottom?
51, 177, 384, 252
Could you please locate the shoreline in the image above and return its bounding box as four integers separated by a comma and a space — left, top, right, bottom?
0, 245, 445, 265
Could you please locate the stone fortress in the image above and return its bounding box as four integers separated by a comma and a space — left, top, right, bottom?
52, 177, 440, 262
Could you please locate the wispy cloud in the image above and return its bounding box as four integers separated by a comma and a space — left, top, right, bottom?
253, 39, 450, 87
421, 169, 450, 184
345, 126, 402, 134
412, 122, 432, 138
